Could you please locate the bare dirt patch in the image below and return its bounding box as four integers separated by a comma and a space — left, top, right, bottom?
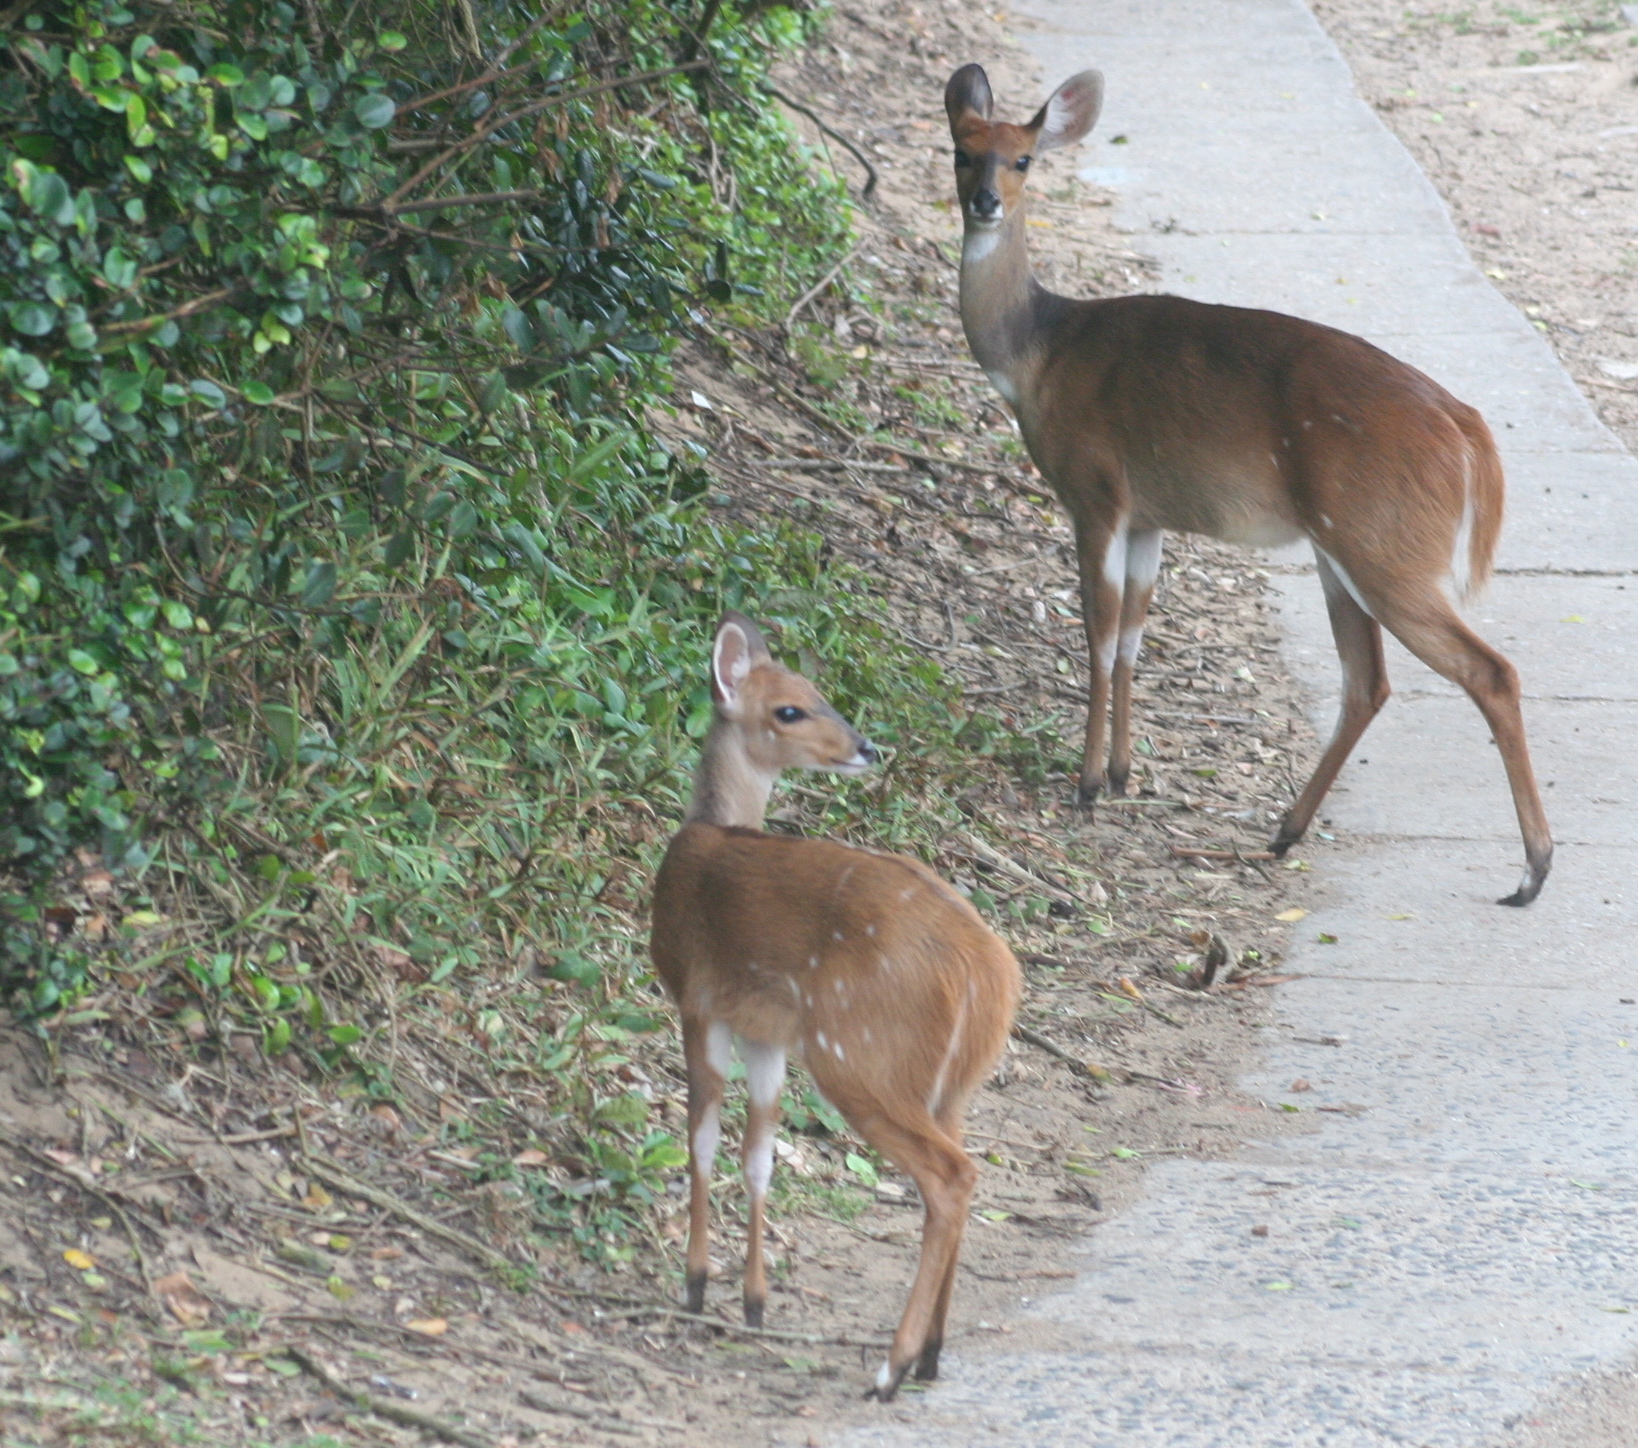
1311, 0, 1638, 451
0, 5, 1337, 1446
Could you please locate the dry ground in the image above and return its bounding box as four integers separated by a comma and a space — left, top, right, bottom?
1313, 0, 1638, 453
0, 3, 1354, 1445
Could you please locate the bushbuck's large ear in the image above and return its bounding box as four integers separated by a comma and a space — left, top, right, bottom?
945, 64, 993, 131
711, 612, 771, 709
1027, 70, 1103, 152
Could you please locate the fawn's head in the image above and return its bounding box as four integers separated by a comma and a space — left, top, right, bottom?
945, 65, 1103, 232
710, 613, 876, 777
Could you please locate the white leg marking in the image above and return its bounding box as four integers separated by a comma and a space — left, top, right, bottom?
705, 1019, 732, 1078
926, 984, 970, 1115
1315, 546, 1376, 621
1094, 524, 1131, 675
738, 1039, 786, 1200
1125, 528, 1162, 591
1100, 524, 1130, 591
1116, 624, 1145, 666
692, 1104, 722, 1183
740, 1039, 786, 1110
1449, 480, 1477, 603
875, 1359, 896, 1394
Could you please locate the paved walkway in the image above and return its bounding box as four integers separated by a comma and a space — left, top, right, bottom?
835, 1, 1638, 1444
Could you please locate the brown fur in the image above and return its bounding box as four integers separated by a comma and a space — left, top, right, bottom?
945, 64, 1550, 904
650, 614, 1021, 1400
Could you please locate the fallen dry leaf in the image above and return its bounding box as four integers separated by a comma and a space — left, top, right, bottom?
1290, 1078, 1312, 1092
404, 1318, 449, 1337
1275, 908, 1308, 923
302, 1183, 334, 1212
152, 1270, 211, 1327
512, 1148, 548, 1167
62, 1249, 96, 1271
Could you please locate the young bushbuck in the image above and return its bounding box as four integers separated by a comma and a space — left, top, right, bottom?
650, 613, 1021, 1400
945, 63, 1552, 905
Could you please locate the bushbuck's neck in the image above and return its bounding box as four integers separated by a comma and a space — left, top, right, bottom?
958, 209, 1045, 376
683, 723, 775, 829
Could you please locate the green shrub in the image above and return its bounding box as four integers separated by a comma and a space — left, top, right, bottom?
0, 0, 904, 1019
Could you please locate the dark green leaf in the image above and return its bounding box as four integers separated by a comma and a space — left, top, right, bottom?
353, 93, 396, 129
301, 561, 338, 608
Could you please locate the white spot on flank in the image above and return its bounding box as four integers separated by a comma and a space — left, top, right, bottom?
833, 931, 845, 942
834, 980, 845, 995
863, 1027, 873, 1043
816, 1031, 829, 1050
865, 923, 876, 937
808, 954, 820, 969
1320, 514, 1334, 530
900, 887, 916, 901
805, 992, 814, 1007
833, 1041, 846, 1061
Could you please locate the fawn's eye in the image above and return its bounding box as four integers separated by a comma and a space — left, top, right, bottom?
1015, 155, 1031, 172
774, 706, 806, 724
953, 149, 971, 167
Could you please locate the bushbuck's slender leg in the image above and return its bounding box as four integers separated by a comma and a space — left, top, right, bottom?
1107, 528, 1164, 797
848, 1111, 978, 1402
1369, 587, 1553, 905
1271, 551, 1390, 856
1074, 515, 1128, 806
683, 1017, 732, 1314
737, 1039, 786, 1328
913, 1099, 976, 1383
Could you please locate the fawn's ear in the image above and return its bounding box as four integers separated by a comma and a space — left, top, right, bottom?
945, 64, 994, 131
712, 613, 771, 711
1026, 70, 1103, 152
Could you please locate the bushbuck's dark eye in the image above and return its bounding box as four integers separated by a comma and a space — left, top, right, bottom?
953, 149, 971, 167
774, 706, 806, 724
1015, 155, 1031, 172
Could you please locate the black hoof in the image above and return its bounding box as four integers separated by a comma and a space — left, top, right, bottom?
1076, 782, 1104, 811
743, 1297, 765, 1329
913, 1341, 943, 1382
1496, 848, 1552, 907
1267, 827, 1300, 858
684, 1271, 707, 1316
1106, 769, 1130, 799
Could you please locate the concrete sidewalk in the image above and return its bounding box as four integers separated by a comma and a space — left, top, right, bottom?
835, 1, 1638, 1444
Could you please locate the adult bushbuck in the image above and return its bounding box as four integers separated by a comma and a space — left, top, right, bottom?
650, 613, 1021, 1400
943, 63, 1552, 906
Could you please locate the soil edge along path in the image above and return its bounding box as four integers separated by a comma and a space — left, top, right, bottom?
830, 2, 1638, 1445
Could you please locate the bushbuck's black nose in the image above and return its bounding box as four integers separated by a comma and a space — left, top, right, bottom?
971, 189, 1001, 220
859, 739, 879, 765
